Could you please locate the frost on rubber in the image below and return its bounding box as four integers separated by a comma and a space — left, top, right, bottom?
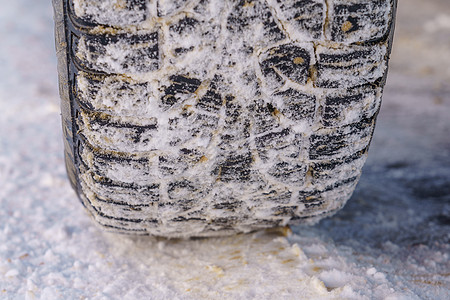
53, 0, 397, 237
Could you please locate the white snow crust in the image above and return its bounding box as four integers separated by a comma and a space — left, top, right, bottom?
74, 0, 147, 26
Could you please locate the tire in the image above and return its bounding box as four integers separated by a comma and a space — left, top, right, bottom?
53, 0, 397, 237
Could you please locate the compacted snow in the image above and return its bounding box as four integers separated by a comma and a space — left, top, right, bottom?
0, 0, 449, 299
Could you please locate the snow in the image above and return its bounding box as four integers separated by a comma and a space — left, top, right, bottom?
0, 0, 449, 299
74, 0, 147, 26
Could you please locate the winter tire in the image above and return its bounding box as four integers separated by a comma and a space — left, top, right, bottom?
53, 0, 397, 237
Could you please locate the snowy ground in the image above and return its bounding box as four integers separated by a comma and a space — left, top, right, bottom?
0, 0, 449, 299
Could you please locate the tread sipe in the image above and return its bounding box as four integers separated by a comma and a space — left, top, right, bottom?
53, 0, 397, 237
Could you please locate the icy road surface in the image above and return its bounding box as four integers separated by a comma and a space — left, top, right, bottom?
0, 0, 449, 299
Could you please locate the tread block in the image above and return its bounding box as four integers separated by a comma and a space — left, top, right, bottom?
87, 213, 156, 232
169, 16, 200, 34
157, 202, 203, 220
272, 205, 300, 217
87, 195, 159, 222
255, 128, 298, 161
268, 160, 308, 184
259, 43, 313, 90
244, 218, 284, 228
167, 14, 220, 59
209, 187, 247, 217
157, 0, 191, 17
298, 177, 357, 214
161, 75, 201, 109
80, 144, 158, 186
166, 110, 219, 147
255, 128, 293, 151
213, 152, 254, 182
273, 88, 316, 123
309, 117, 374, 160
251, 189, 292, 206
267, 0, 325, 41
327, 0, 392, 43
208, 217, 241, 228
315, 44, 387, 88
196, 75, 223, 112
218, 96, 251, 150
75, 31, 159, 74
76, 73, 152, 117
78, 109, 158, 153
161, 180, 209, 218
81, 196, 159, 231
321, 86, 382, 127
72, 0, 147, 27
249, 99, 281, 135
167, 179, 204, 202
212, 200, 244, 211
80, 171, 160, 206
311, 149, 367, 185
227, 0, 286, 46
193, 0, 225, 17
159, 148, 205, 177
191, 113, 220, 132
